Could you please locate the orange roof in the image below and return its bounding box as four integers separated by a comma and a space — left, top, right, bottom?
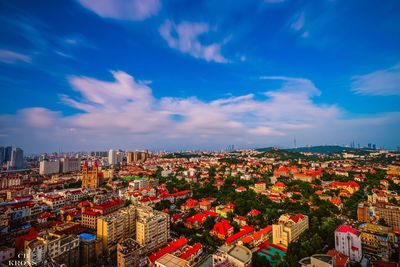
274, 182, 287, 187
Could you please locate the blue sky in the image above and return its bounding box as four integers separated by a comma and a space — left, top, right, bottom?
0, 0, 399, 153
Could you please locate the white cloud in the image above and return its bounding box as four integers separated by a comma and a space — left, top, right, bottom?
78, 0, 161, 21
0, 49, 31, 64
1, 71, 399, 152
291, 12, 305, 31
159, 20, 228, 63
351, 64, 400, 96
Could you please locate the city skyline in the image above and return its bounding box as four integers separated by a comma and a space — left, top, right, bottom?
1, 0, 400, 153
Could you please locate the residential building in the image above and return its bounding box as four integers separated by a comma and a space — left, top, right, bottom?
39, 160, 60, 175
212, 244, 252, 267
136, 205, 170, 252
335, 225, 362, 262
60, 156, 81, 173
117, 238, 146, 267
25, 233, 80, 267
358, 202, 400, 231
97, 206, 136, 252
360, 223, 395, 261
273, 214, 309, 247
78, 233, 103, 267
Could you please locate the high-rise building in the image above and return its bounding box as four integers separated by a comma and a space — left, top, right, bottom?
272, 214, 309, 247
117, 238, 146, 267
109, 149, 118, 165
8, 147, 24, 170
127, 151, 134, 164
60, 156, 81, 173
136, 205, 170, 252
360, 223, 395, 261
0, 146, 4, 163
334, 225, 362, 262
4, 146, 12, 162
97, 206, 136, 252
82, 161, 103, 189
39, 160, 60, 175
358, 202, 400, 231
78, 233, 103, 267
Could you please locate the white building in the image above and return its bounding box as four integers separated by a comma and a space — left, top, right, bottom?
39, 160, 60, 175
212, 244, 252, 267
335, 225, 362, 262
60, 156, 81, 173
109, 149, 118, 165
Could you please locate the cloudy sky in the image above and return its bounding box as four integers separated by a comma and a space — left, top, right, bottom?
0, 0, 399, 153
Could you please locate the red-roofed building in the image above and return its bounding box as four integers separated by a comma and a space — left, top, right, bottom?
185, 213, 208, 229
181, 198, 199, 211
272, 182, 287, 193
247, 209, 261, 217
179, 243, 202, 265
331, 181, 359, 194
235, 187, 247, 193
326, 249, 350, 267
148, 237, 188, 264
211, 219, 234, 239
335, 225, 362, 262
225, 226, 254, 245
240, 226, 272, 247
92, 199, 124, 215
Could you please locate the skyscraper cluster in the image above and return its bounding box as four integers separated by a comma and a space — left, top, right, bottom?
0, 146, 24, 170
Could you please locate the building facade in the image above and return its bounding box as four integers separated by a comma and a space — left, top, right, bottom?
272, 213, 309, 247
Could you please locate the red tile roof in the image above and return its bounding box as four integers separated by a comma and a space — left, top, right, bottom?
179, 243, 202, 260
148, 237, 188, 263
225, 225, 254, 245
335, 225, 359, 236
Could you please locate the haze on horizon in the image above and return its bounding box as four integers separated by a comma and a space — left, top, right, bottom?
0, 0, 399, 153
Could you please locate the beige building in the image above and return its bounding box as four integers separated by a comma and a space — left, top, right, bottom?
25, 233, 80, 267
155, 253, 189, 267
117, 238, 146, 267
358, 202, 400, 231
136, 205, 170, 252
250, 182, 266, 193
97, 206, 136, 252
272, 214, 309, 247
212, 244, 252, 267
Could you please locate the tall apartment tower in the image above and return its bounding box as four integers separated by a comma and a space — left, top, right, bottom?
82, 161, 102, 189
135, 206, 170, 252
109, 149, 117, 165
0, 146, 4, 163
9, 147, 24, 170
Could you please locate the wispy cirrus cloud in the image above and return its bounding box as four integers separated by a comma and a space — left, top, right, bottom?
352, 63, 400, 96
77, 0, 161, 21
159, 20, 228, 63
1, 70, 399, 152
0, 49, 32, 64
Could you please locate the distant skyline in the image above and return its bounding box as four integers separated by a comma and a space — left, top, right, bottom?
1, 0, 400, 153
